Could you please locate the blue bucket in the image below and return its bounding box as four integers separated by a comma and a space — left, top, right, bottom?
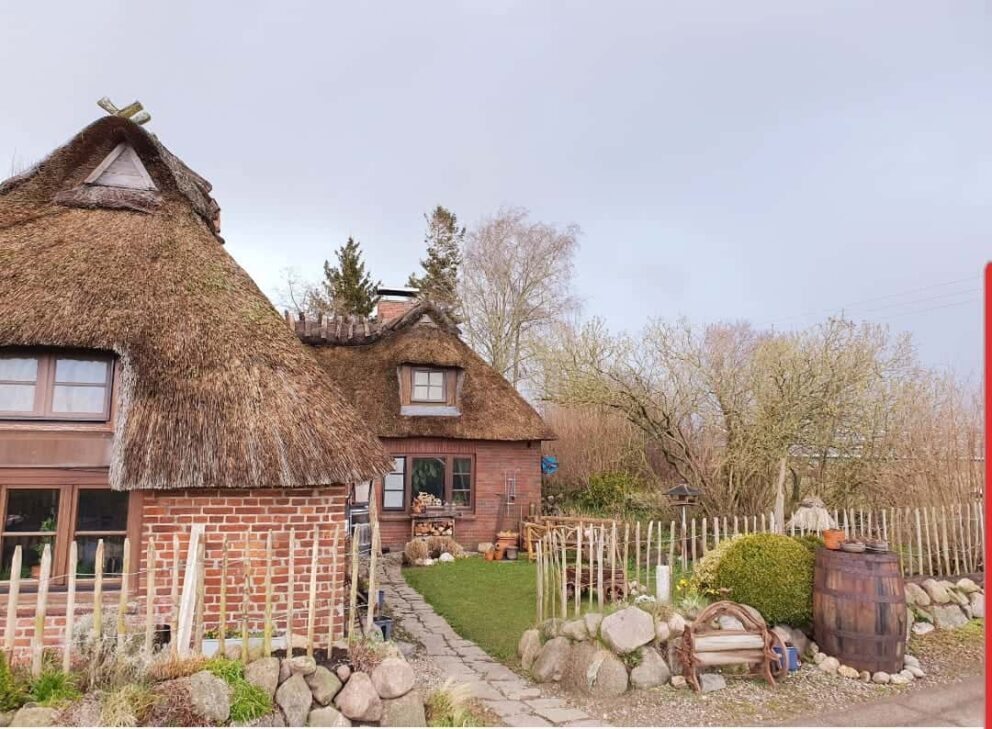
773, 645, 799, 672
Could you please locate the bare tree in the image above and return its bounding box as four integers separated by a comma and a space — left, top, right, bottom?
274, 267, 323, 318
460, 207, 579, 389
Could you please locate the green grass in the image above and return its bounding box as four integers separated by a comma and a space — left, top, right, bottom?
403, 558, 537, 664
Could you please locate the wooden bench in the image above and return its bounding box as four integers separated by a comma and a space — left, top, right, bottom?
674, 600, 788, 692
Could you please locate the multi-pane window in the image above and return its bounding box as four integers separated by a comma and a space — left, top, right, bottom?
0, 351, 113, 420
381, 455, 473, 511
411, 457, 446, 501
383, 458, 405, 510
452, 457, 472, 506
0, 486, 129, 582
412, 369, 445, 402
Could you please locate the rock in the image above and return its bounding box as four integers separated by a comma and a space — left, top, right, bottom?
630, 647, 671, 689
890, 674, 911, 686
308, 705, 352, 727
477, 542, 493, 553
183, 671, 232, 724
904, 582, 931, 607
307, 666, 344, 705
276, 674, 313, 728
838, 665, 859, 679
906, 608, 914, 641
584, 613, 603, 638
279, 659, 292, 684
912, 622, 934, 636
245, 657, 281, 699
956, 578, 981, 594
945, 588, 969, 607
812, 652, 826, 665
699, 673, 726, 692
561, 618, 589, 642
872, 672, 891, 684
531, 637, 571, 683
600, 606, 655, 653
931, 604, 968, 630
771, 625, 792, 647
818, 657, 840, 674
807, 641, 819, 657
717, 615, 744, 631
233, 710, 286, 727
898, 669, 915, 681
334, 672, 383, 723
518, 629, 542, 670
921, 578, 951, 604
438, 552, 455, 562
9, 707, 58, 727
740, 604, 765, 625
789, 628, 810, 657
286, 655, 317, 676
670, 675, 687, 689
667, 613, 686, 636
336, 665, 351, 682
859, 671, 871, 682
903, 654, 920, 668
970, 592, 984, 619
0, 711, 13, 728
380, 690, 426, 727
655, 620, 670, 644
370, 657, 415, 699
906, 666, 926, 678
539, 618, 564, 640
561, 642, 628, 697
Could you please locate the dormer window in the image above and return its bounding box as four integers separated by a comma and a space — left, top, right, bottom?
0, 351, 114, 421
412, 368, 446, 402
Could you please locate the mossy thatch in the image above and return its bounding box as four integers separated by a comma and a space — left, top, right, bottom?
0, 115, 392, 490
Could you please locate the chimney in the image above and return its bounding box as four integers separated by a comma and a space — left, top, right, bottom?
376, 286, 418, 322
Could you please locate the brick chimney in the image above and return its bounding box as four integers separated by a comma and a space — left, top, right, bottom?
376, 286, 418, 322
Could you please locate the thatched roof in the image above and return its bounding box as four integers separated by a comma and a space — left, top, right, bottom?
293, 302, 555, 441
0, 115, 392, 490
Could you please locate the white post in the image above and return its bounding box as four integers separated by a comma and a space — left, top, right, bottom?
655, 564, 672, 605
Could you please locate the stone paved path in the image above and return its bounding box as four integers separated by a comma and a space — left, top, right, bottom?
382, 557, 606, 727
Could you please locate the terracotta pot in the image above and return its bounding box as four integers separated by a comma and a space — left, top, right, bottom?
484, 549, 496, 561
822, 529, 845, 550
494, 546, 506, 561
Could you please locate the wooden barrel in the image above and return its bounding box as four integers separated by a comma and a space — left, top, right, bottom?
813, 548, 906, 673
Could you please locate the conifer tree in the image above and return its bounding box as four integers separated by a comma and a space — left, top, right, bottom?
319, 237, 380, 316
407, 206, 465, 310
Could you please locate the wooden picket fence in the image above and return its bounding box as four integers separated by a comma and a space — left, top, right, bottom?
2, 518, 383, 678
530, 500, 985, 623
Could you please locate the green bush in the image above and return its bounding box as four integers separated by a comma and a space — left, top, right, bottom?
28, 669, 80, 707
792, 534, 825, 556
708, 533, 814, 626
0, 652, 27, 711
204, 656, 272, 723
575, 472, 639, 514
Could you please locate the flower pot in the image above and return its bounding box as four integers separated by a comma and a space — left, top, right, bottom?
504, 546, 518, 560
494, 546, 505, 560
822, 529, 845, 550
484, 549, 496, 561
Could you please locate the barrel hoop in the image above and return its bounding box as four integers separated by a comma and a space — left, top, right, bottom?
814, 565, 901, 578
821, 626, 906, 642
814, 587, 905, 603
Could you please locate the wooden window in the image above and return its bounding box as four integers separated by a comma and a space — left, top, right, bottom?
382, 458, 405, 511
452, 457, 472, 507
0, 485, 130, 583
382, 454, 475, 512
0, 351, 113, 421
412, 369, 445, 402
411, 457, 446, 501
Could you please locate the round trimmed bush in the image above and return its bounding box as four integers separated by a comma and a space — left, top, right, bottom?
711, 533, 814, 626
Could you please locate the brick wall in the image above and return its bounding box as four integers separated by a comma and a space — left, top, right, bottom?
378, 438, 542, 550
5, 487, 349, 662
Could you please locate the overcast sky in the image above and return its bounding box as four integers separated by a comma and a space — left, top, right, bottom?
2, 1, 989, 376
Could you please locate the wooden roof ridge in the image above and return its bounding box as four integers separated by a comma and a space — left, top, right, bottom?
287, 300, 461, 346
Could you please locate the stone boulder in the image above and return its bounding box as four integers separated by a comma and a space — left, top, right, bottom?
539, 618, 564, 640
912, 622, 934, 636
561, 642, 628, 697
380, 690, 427, 727
817, 657, 840, 674
667, 613, 686, 636
872, 672, 890, 684
518, 629, 542, 671
600, 606, 655, 653
308, 705, 352, 727
904, 582, 930, 607
970, 592, 984, 619
276, 673, 313, 728
531, 637, 571, 683
334, 672, 383, 723
788, 627, 810, 657
370, 657, 415, 699
921, 579, 950, 604
956, 578, 981, 594
561, 618, 589, 642
307, 666, 344, 706
654, 620, 670, 644
9, 707, 58, 727
245, 657, 281, 699
285, 655, 317, 676
945, 588, 969, 607
336, 665, 351, 682
717, 615, 744, 631
890, 674, 911, 686
931, 604, 968, 630
699, 674, 726, 692
183, 671, 232, 724
584, 612, 603, 638
629, 646, 670, 689
838, 665, 859, 679
233, 710, 286, 726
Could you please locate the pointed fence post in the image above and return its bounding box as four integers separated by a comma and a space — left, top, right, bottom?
31, 544, 52, 677
93, 539, 106, 639
263, 532, 274, 656
328, 525, 340, 649
535, 540, 543, 623
193, 539, 206, 656
218, 536, 228, 658
574, 524, 582, 617
144, 537, 157, 657
3, 545, 22, 652
117, 537, 132, 652
287, 528, 296, 656
307, 527, 320, 657
64, 541, 79, 672
170, 535, 180, 657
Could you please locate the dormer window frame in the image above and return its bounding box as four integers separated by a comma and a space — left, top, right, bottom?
411, 367, 447, 403
0, 350, 115, 422
83, 142, 157, 192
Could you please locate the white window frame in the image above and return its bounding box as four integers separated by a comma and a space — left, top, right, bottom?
412, 368, 446, 403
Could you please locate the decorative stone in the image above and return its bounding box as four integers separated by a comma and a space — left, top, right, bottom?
859, 671, 871, 682
931, 604, 968, 630
531, 637, 572, 683
890, 674, 910, 686
0, 710, 14, 728
807, 641, 818, 657
477, 542, 494, 553
561, 619, 589, 642
906, 666, 926, 678
904, 582, 931, 607
380, 690, 426, 727
370, 657, 415, 699
336, 665, 352, 682
276, 674, 313, 728
903, 654, 920, 668
584, 612, 603, 638
789, 627, 810, 657
233, 709, 286, 726
812, 652, 826, 665
771, 625, 792, 647
307, 705, 352, 727
970, 592, 984, 619
898, 669, 915, 681
921, 578, 951, 604
956, 578, 981, 594
562, 643, 628, 697
307, 666, 344, 705
872, 672, 891, 684
539, 618, 564, 640
699, 673, 726, 692
655, 620, 670, 644
818, 657, 839, 674
667, 613, 686, 636
334, 672, 383, 723
9, 707, 58, 727
438, 552, 455, 562
670, 675, 687, 689
837, 665, 859, 679
912, 622, 934, 635
717, 615, 744, 631
285, 655, 317, 676
245, 657, 281, 699
600, 606, 655, 653
518, 630, 542, 671
945, 588, 969, 607
630, 647, 671, 689
184, 671, 232, 724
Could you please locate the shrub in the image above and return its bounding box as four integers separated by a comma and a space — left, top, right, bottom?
28, 669, 81, 707
145, 680, 207, 727
692, 535, 743, 592
144, 654, 209, 683
230, 681, 273, 723
0, 651, 27, 711
404, 539, 430, 564
204, 656, 244, 683
426, 536, 464, 559
574, 472, 638, 514
349, 635, 388, 674
98, 683, 158, 727
792, 534, 825, 556
708, 533, 814, 626
425, 679, 482, 727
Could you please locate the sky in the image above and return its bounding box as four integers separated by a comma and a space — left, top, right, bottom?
2, 1, 989, 376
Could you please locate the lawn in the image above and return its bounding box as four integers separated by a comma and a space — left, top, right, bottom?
402, 557, 536, 665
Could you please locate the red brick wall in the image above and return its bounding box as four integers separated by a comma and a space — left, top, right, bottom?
5, 487, 349, 662
376, 299, 416, 323
377, 438, 542, 550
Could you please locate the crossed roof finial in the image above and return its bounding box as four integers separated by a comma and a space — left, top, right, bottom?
97, 97, 151, 126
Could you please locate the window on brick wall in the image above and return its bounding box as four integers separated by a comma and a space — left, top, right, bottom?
383, 458, 405, 510
0, 350, 114, 421
382, 454, 474, 512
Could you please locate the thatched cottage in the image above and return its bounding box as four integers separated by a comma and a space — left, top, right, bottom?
291, 292, 554, 550
0, 114, 392, 650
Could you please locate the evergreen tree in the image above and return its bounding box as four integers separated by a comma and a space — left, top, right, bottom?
319, 237, 380, 317
407, 205, 465, 310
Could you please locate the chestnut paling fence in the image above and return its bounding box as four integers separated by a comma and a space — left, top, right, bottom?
1, 520, 383, 678
529, 500, 985, 623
